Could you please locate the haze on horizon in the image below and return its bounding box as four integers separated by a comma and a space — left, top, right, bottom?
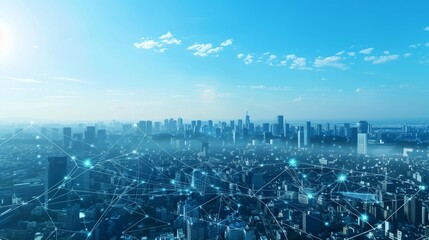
1, 1, 429, 121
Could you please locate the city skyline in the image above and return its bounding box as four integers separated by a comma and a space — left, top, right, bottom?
1, 1, 429, 121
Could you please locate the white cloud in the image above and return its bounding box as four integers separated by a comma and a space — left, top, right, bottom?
425, 26, 429, 31
187, 39, 233, 57
313, 56, 346, 69
220, 39, 233, 47
359, 48, 374, 55
159, 32, 181, 45
238, 85, 293, 91
52, 77, 86, 83
355, 88, 362, 93
267, 54, 277, 65
364, 54, 399, 64
425, 42, 429, 47
286, 54, 297, 60
237, 53, 244, 59
279, 60, 287, 66
159, 32, 173, 39
187, 43, 213, 57
243, 54, 253, 64
6, 77, 42, 84
290, 57, 308, 69
383, 50, 390, 55
283, 54, 310, 70
403, 53, 412, 57
134, 39, 160, 49
336, 50, 345, 56
409, 43, 421, 48
292, 97, 302, 102
347, 52, 356, 57
134, 32, 181, 52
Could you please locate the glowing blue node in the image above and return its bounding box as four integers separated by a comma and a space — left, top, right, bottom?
419, 185, 426, 190
361, 214, 369, 222
171, 180, 176, 185
307, 193, 313, 199
288, 158, 297, 167
324, 222, 329, 226
84, 159, 92, 168
338, 174, 347, 182
37, 155, 41, 158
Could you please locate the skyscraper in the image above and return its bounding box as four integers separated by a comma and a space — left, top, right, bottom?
277, 115, 284, 137
304, 121, 312, 146
84, 126, 96, 144
63, 127, 72, 149
357, 121, 369, 134
46, 157, 68, 209
357, 133, 368, 154
245, 111, 250, 128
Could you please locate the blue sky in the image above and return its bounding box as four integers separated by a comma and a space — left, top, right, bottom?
0, 0, 429, 122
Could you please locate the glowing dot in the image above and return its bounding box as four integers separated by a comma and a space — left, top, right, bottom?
377, 224, 382, 229
288, 158, 297, 167
90, 144, 94, 148
324, 222, 329, 226
307, 193, 313, 199
71, 156, 76, 160
37, 155, 41, 158
87, 232, 92, 237
303, 174, 307, 178
260, 164, 264, 167
162, 188, 166, 191
133, 123, 138, 127
84, 159, 92, 168
171, 180, 176, 185
132, 150, 137, 154
35, 136, 40, 139
338, 174, 347, 182
419, 185, 426, 190
361, 214, 368, 222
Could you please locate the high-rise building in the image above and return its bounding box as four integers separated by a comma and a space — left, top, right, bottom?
46, 157, 68, 209
63, 127, 72, 149
84, 126, 96, 144
245, 111, 250, 128
277, 115, 284, 137
304, 122, 312, 146
357, 133, 368, 154
357, 121, 369, 134
298, 130, 304, 149
303, 211, 322, 235
187, 218, 205, 240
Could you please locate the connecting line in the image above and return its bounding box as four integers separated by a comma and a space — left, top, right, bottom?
0, 125, 33, 147
252, 168, 287, 197
348, 188, 422, 240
